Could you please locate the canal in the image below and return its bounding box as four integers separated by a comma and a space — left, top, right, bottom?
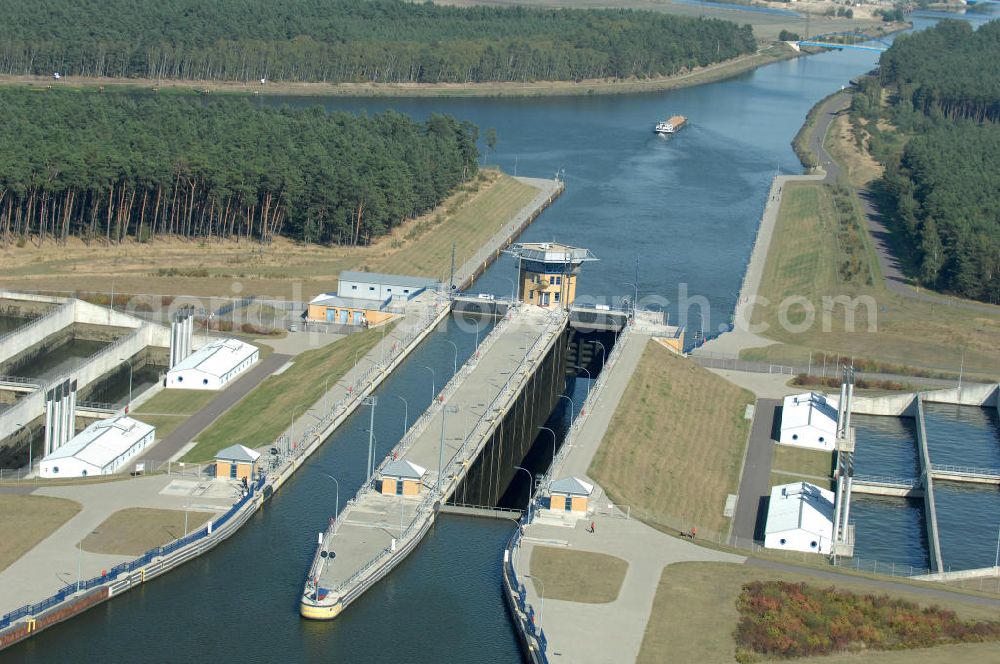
11, 8, 998, 660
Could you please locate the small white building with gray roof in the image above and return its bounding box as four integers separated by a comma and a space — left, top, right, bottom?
166, 338, 259, 390
764, 481, 836, 555
39, 414, 155, 478
779, 392, 839, 451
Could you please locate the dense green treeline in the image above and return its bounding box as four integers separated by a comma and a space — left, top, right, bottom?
0, 90, 478, 246
0, 0, 756, 83
851, 20, 1000, 303
879, 19, 1000, 122
881, 124, 1000, 302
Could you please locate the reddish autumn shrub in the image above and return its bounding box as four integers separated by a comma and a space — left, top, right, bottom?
733, 581, 1000, 661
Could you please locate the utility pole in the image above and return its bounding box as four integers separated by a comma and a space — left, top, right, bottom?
449, 242, 456, 297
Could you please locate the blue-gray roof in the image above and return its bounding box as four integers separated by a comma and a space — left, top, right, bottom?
338, 271, 438, 289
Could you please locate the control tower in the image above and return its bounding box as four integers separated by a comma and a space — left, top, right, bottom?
505, 242, 597, 310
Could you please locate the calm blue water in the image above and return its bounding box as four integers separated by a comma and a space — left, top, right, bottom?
852, 413, 920, 479
849, 496, 931, 571
935, 483, 1000, 571
924, 402, 1000, 470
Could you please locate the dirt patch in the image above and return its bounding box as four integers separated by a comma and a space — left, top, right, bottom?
80, 507, 213, 556
529, 546, 628, 604
0, 494, 81, 571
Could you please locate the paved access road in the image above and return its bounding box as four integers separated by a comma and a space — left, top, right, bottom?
136, 352, 291, 464
731, 398, 779, 545
811, 91, 1000, 316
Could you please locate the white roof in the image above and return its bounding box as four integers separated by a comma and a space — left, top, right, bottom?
550, 476, 594, 496
338, 271, 438, 289
42, 415, 154, 469
169, 338, 257, 377
781, 392, 838, 434
215, 444, 261, 463
381, 459, 427, 479
765, 482, 835, 538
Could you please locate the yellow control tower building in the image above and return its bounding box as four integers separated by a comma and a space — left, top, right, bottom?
505, 242, 597, 309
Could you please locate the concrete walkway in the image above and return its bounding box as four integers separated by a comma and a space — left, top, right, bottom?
513, 332, 744, 663
0, 474, 235, 616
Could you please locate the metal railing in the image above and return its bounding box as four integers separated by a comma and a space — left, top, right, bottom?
0, 300, 73, 346
930, 463, 1000, 478
853, 474, 921, 487
0, 474, 264, 630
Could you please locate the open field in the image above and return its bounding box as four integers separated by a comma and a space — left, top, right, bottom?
528, 547, 628, 603
0, 494, 81, 571
638, 561, 1000, 664
590, 344, 754, 537
80, 507, 213, 556
0, 170, 540, 300
133, 389, 218, 441
181, 323, 393, 462
825, 113, 884, 188
744, 182, 1000, 381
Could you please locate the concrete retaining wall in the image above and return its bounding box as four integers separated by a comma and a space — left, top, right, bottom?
0, 301, 75, 367
848, 392, 917, 417
915, 397, 944, 573
913, 566, 999, 582
922, 383, 999, 408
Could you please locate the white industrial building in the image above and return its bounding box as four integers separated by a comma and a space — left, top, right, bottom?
336, 270, 439, 302
779, 392, 839, 451
764, 482, 836, 555
166, 338, 259, 390
38, 415, 155, 478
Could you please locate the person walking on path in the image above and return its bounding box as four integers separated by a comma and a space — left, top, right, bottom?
589, 521, 596, 534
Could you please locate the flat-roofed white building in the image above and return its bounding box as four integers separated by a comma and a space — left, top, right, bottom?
764, 481, 836, 555
336, 270, 438, 302
39, 414, 155, 478
166, 338, 259, 390
779, 392, 839, 451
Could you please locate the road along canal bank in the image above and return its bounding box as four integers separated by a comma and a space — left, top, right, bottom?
0, 164, 565, 649
301, 304, 567, 619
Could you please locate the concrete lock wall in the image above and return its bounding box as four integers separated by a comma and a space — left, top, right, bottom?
450, 326, 569, 507
921, 383, 999, 408
0, 301, 75, 368
0, 324, 169, 442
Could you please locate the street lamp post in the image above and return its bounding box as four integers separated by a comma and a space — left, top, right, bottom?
622, 281, 638, 318
514, 465, 533, 522
524, 574, 545, 634
422, 365, 436, 402
437, 403, 458, 493
396, 395, 409, 437
503, 276, 517, 305
290, 402, 309, 454
444, 339, 459, 375
321, 472, 340, 529
118, 357, 133, 412
475, 319, 482, 352
995, 522, 1000, 568
557, 394, 576, 427
574, 365, 592, 400
538, 426, 557, 466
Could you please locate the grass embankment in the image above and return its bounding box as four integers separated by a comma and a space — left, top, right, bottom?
743, 181, 1000, 381
81, 507, 214, 556
638, 561, 1000, 664
133, 389, 218, 441
0, 170, 541, 299
770, 445, 834, 489
589, 344, 754, 538
181, 323, 393, 462
0, 494, 81, 571
529, 547, 628, 604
